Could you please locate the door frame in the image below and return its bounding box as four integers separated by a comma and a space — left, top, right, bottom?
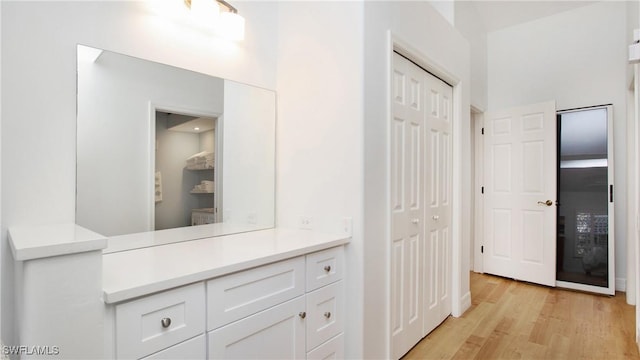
471, 108, 484, 273
387, 33, 467, 335
555, 104, 615, 296
148, 102, 223, 230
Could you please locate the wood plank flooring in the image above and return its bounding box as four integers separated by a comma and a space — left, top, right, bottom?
403, 272, 639, 360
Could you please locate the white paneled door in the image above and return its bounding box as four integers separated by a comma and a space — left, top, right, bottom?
390, 53, 425, 360
423, 71, 452, 336
483, 101, 557, 287
390, 52, 452, 359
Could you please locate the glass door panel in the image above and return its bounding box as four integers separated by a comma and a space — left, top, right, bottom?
556, 106, 614, 294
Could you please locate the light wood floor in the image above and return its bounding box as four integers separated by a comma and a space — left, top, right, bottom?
403, 272, 640, 360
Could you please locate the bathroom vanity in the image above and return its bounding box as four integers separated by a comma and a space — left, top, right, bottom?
4, 43, 353, 359
9, 224, 349, 359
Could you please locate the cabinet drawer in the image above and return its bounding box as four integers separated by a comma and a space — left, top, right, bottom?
115, 283, 205, 359
207, 256, 305, 330
208, 296, 306, 359
306, 333, 344, 360
306, 280, 344, 350
306, 246, 344, 291
141, 335, 205, 360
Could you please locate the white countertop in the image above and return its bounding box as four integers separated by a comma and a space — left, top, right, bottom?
102, 228, 350, 304
8, 224, 107, 261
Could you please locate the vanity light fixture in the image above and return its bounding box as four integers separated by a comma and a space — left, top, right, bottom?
184, 0, 245, 41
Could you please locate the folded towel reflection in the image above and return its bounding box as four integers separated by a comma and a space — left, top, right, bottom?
191, 180, 214, 193
186, 151, 214, 169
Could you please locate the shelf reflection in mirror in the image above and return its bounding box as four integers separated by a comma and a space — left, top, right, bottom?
76, 45, 275, 251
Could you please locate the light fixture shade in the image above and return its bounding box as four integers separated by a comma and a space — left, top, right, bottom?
218, 11, 245, 41
190, 0, 220, 29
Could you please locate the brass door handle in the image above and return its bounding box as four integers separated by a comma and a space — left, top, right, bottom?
537, 200, 553, 206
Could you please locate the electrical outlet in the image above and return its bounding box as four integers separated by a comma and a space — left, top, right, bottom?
299, 216, 313, 230
342, 217, 353, 236
247, 212, 257, 224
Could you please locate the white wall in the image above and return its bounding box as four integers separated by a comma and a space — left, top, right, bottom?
428, 0, 454, 26
454, 1, 488, 110
1, 0, 279, 346
275, 2, 364, 357
363, 2, 471, 357
487, 1, 629, 290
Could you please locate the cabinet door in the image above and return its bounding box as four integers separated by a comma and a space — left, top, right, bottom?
306, 281, 344, 351
306, 333, 344, 360
208, 296, 305, 359
141, 335, 205, 360
207, 256, 305, 330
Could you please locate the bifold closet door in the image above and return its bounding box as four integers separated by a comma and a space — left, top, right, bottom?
422, 68, 453, 337
390, 52, 453, 359
390, 52, 425, 360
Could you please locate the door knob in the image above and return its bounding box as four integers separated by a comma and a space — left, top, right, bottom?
537, 200, 553, 206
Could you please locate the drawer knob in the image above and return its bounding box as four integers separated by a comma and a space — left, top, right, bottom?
324, 265, 331, 272
161, 317, 172, 328
299, 312, 307, 319
324, 312, 332, 319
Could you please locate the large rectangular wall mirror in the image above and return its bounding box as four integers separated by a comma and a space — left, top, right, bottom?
76, 45, 275, 251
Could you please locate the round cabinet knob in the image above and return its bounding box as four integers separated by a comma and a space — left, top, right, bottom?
324, 265, 332, 272
324, 312, 332, 319
161, 317, 172, 328
432, 215, 439, 221
299, 312, 307, 319
411, 218, 420, 224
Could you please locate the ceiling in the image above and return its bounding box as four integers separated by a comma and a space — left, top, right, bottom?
471, 1, 599, 32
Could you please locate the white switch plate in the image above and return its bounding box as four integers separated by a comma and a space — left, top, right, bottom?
630, 42, 640, 63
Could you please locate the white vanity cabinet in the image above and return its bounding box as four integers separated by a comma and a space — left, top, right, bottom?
107, 245, 346, 359
9, 225, 349, 359
206, 245, 345, 359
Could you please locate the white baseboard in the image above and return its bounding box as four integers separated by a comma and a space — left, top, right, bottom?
458, 291, 471, 315
616, 277, 626, 292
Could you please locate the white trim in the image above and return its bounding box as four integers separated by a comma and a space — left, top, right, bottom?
459, 291, 471, 312
384, 31, 393, 359
473, 112, 484, 273
607, 104, 616, 296
556, 280, 616, 296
